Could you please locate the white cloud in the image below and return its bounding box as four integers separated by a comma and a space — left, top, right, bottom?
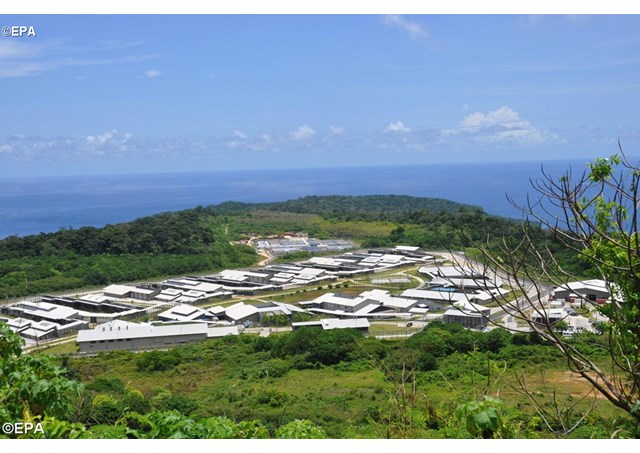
0, 40, 160, 78
0, 40, 43, 59
86, 129, 118, 146
145, 69, 161, 78
83, 129, 134, 156
384, 121, 411, 133
381, 15, 429, 40
328, 125, 346, 136
289, 125, 316, 141
0, 129, 139, 160
226, 130, 249, 149
443, 106, 557, 145
458, 106, 526, 132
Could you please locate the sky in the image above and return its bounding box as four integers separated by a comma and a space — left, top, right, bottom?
1, 14, 639, 176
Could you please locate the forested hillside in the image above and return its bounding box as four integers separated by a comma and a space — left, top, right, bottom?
0, 208, 257, 298
216, 195, 479, 219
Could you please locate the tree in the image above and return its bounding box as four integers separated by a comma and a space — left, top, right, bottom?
0, 324, 83, 429
449, 149, 640, 422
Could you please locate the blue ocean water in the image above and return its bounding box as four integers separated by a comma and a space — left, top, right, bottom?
0, 159, 598, 239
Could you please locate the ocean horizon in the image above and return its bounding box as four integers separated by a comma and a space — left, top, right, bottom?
0, 158, 606, 239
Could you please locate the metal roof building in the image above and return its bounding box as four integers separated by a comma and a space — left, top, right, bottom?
76, 320, 208, 352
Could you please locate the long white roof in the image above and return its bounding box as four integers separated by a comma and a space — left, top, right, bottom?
207, 326, 240, 337
77, 320, 207, 342
292, 317, 370, 330
401, 289, 467, 303
395, 245, 420, 251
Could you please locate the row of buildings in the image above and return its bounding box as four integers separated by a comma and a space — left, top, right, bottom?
0, 295, 154, 341
254, 236, 356, 256
76, 316, 371, 353
71, 277, 619, 353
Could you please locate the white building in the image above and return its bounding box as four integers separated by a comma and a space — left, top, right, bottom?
76, 320, 209, 352
531, 308, 566, 325
103, 284, 160, 301
3, 301, 79, 324
553, 279, 612, 303
400, 289, 468, 311
212, 301, 308, 325
157, 304, 219, 323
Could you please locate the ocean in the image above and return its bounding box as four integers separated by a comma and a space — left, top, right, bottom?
0, 159, 597, 239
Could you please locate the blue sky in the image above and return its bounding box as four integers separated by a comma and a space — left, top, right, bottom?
1, 14, 639, 176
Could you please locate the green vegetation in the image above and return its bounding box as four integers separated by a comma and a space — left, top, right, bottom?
3, 316, 640, 438
0, 208, 257, 299
1, 324, 329, 439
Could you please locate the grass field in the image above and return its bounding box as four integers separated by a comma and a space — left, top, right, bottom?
33, 340, 80, 355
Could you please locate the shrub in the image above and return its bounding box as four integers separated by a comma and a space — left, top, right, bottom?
91, 394, 123, 425
151, 390, 198, 416
86, 377, 126, 394
136, 349, 183, 372
275, 420, 327, 439
122, 389, 151, 414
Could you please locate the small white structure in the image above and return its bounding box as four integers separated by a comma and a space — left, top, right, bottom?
6, 318, 59, 341
157, 304, 219, 323
218, 270, 271, 284
531, 308, 566, 325
210, 301, 308, 325
104, 284, 160, 301
223, 302, 260, 324
442, 301, 491, 329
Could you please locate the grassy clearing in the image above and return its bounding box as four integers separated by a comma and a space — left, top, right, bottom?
32, 340, 79, 355
311, 218, 397, 239
368, 323, 422, 335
